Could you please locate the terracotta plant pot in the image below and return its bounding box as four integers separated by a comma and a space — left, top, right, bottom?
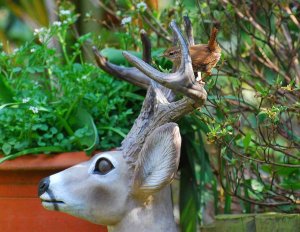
0, 152, 107, 232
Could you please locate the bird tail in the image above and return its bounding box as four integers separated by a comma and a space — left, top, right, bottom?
208, 27, 219, 51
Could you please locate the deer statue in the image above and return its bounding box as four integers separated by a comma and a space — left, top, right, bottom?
38, 19, 207, 232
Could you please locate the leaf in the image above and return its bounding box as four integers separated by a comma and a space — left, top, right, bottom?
68, 107, 99, 155
257, 111, 268, 124
12, 67, 22, 73
0, 74, 14, 103
280, 181, 300, 190
261, 165, 272, 173
0, 103, 20, 110
180, 163, 198, 232
101, 48, 141, 65
2, 143, 12, 155
123, 92, 144, 101
72, 63, 83, 72
179, 118, 214, 231
251, 179, 264, 192
50, 127, 58, 134
26, 67, 36, 73
243, 133, 252, 149
98, 126, 126, 138
32, 124, 48, 131
276, 166, 299, 176
78, 33, 91, 43
247, 113, 258, 129
0, 146, 65, 164
255, 83, 269, 96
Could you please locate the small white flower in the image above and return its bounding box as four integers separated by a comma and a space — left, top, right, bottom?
33, 28, 45, 36
13, 48, 19, 54
29, 106, 39, 114
82, 75, 87, 80
60, 10, 71, 15
136, 2, 147, 11
53, 21, 62, 27
33, 29, 39, 36
63, 20, 68, 25
33, 27, 50, 43
22, 98, 31, 103
30, 48, 36, 53
121, 16, 132, 25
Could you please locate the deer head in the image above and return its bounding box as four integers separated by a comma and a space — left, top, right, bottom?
38, 20, 207, 232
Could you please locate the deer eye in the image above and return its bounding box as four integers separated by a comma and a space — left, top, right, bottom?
93, 158, 114, 175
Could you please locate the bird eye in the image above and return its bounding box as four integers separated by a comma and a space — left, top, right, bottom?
93, 158, 114, 175
169, 51, 175, 56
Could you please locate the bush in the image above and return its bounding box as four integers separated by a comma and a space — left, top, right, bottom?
0, 7, 143, 162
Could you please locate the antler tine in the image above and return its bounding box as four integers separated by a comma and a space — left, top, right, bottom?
170, 20, 193, 78
123, 21, 206, 102
93, 47, 150, 89
183, 16, 195, 46
122, 51, 168, 80
122, 21, 192, 78
140, 29, 176, 102
123, 21, 192, 79
140, 29, 152, 64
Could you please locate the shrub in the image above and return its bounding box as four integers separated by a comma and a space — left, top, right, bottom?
0, 7, 143, 162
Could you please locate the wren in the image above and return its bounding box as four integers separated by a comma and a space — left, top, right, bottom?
162, 27, 221, 77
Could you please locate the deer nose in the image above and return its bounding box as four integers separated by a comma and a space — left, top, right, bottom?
38, 177, 50, 196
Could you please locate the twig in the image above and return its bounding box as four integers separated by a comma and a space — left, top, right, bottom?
91, 0, 121, 21
218, 148, 296, 206
141, 15, 172, 42
225, 144, 300, 168
282, 5, 300, 29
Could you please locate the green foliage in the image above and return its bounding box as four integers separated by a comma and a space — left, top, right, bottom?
0, 6, 142, 161
180, 114, 216, 231
189, 0, 300, 218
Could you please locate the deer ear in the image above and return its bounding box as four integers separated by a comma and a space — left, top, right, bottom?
132, 123, 181, 197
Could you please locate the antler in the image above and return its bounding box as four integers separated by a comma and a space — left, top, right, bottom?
93, 29, 154, 89
123, 21, 206, 102
94, 20, 207, 166
93, 47, 150, 89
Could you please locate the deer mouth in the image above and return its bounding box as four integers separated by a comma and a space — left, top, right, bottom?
41, 199, 65, 204
41, 198, 66, 211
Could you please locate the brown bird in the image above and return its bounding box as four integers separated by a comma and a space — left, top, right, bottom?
162, 27, 221, 77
